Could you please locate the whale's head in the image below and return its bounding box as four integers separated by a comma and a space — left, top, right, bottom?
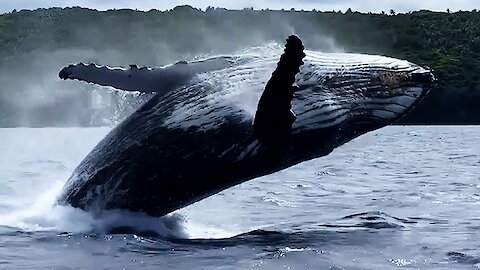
291, 51, 434, 154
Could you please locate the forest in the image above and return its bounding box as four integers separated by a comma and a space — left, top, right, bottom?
0, 6, 479, 126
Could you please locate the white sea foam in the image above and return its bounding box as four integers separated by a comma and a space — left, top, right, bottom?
0, 176, 241, 239
0, 128, 190, 238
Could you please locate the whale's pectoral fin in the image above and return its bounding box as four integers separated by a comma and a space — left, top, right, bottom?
59, 63, 164, 93
59, 56, 235, 94
253, 35, 306, 147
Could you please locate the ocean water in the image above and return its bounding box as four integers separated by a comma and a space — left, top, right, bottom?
0, 126, 479, 269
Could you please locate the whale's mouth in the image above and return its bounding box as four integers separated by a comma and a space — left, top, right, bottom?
288, 64, 434, 157
291, 63, 435, 136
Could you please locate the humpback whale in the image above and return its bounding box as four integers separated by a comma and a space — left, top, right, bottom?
57, 36, 434, 217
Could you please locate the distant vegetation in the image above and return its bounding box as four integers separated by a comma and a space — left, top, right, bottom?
0, 6, 479, 126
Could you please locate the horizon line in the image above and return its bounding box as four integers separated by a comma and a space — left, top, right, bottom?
2, 5, 477, 16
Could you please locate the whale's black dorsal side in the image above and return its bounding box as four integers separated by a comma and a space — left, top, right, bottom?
253, 35, 305, 148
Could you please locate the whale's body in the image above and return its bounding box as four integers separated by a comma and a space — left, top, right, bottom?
57, 37, 434, 216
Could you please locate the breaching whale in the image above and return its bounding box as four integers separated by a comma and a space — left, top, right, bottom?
57, 36, 434, 216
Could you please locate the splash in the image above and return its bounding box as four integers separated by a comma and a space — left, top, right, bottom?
0, 168, 241, 240
0, 128, 191, 238
0, 179, 188, 238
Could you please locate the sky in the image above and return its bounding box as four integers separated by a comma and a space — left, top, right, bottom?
0, 0, 478, 14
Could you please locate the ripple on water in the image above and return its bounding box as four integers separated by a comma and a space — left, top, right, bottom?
318, 211, 419, 230
446, 251, 480, 265
1, 126, 480, 269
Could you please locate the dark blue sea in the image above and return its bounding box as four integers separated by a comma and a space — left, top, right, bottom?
0, 126, 479, 269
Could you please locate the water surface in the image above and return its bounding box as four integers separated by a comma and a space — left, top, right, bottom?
0, 126, 479, 269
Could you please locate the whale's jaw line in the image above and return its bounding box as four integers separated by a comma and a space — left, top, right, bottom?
289, 57, 434, 160
292, 52, 435, 133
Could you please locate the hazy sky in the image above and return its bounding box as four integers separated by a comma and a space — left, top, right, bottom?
0, 0, 478, 14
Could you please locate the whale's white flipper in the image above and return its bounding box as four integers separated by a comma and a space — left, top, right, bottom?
59, 56, 236, 94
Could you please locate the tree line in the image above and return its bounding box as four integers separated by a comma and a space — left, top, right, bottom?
0, 6, 479, 126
